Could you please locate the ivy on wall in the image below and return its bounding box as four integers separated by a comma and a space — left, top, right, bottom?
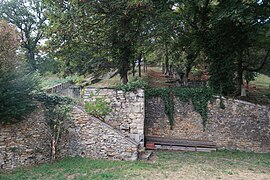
145, 88, 213, 130
34, 92, 73, 160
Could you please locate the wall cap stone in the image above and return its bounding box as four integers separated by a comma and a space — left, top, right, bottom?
212, 96, 269, 110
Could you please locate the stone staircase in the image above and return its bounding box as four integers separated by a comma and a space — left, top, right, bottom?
67, 106, 140, 161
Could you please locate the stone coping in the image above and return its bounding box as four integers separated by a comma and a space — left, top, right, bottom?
212, 96, 269, 110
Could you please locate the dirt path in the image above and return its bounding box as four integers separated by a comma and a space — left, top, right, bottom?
143, 68, 173, 88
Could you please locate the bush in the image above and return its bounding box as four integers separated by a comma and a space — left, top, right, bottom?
0, 68, 40, 124
85, 97, 111, 120
113, 77, 148, 91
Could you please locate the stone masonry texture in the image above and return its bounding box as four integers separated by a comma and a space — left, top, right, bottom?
0, 87, 144, 170
1, 88, 269, 171
84, 87, 145, 147
67, 106, 139, 161
145, 97, 270, 152
0, 108, 51, 170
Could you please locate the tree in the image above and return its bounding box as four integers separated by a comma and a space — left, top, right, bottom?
175, 0, 270, 95
0, 20, 40, 124
45, 0, 151, 84
149, 0, 181, 76
0, 0, 47, 70
0, 20, 20, 72
209, 0, 270, 95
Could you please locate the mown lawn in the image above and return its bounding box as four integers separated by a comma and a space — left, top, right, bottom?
243, 74, 270, 105
1, 150, 270, 180
252, 74, 270, 90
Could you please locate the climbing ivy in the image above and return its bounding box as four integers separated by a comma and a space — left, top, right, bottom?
145, 88, 213, 130
34, 92, 73, 160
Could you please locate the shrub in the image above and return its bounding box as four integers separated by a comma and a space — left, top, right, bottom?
113, 77, 148, 91
85, 97, 111, 120
0, 69, 40, 124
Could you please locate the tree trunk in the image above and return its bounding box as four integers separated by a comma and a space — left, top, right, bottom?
164, 43, 169, 75
120, 45, 130, 84
143, 62, 146, 73
246, 80, 249, 89
27, 49, 36, 70
185, 66, 192, 83
121, 74, 128, 84
138, 53, 142, 77
120, 57, 129, 84
169, 64, 173, 75
132, 60, 136, 77
237, 56, 243, 96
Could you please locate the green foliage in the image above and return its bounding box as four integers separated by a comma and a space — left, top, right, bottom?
45, 0, 152, 83
34, 92, 73, 126
244, 71, 257, 83
145, 88, 213, 130
85, 97, 111, 120
34, 92, 73, 160
36, 56, 61, 75
41, 75, 83, 90
252, 74, 270, 89
113, 77, 148, 91
0, 69, 40, 124
0, 0, 47, 70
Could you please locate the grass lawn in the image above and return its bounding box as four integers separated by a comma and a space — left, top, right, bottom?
243, 74, 270, 105
1, 150, 270, 180
92, 67, 171, 88
40, 75, 79, 90
251, 74, 270, 90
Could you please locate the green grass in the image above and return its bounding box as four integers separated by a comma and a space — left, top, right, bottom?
1, 151, 270, 180
40, 75, 82, 90
92, 73, 137, 88
251, 74, 270, 89
244, 74, 270, 105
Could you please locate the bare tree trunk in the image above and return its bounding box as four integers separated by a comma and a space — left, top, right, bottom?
246, 80, 249, 89
119, 39, 131, 84
169, 64, 173, 76
138, 53, 142, 77
237, 56, 243, 96
132, 60, 136, 77
143, 62, 146, 73
164, 43, 169, 75
27, 49, 36, 70
120, 53, 129, 84
121, 74, 128, 84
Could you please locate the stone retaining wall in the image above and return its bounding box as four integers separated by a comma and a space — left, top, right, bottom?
67, 106, 138, 161
0, 103, 140, 170
0, 108, 51, 170
145, 97, 270, 152
84, 88, 145, 147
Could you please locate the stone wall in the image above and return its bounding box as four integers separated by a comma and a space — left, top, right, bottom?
0, 99, 141, 170
0, 108, 51, 170
67, 106, 138, 160
145, 97, 270, 153
84, 87, 145, 147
